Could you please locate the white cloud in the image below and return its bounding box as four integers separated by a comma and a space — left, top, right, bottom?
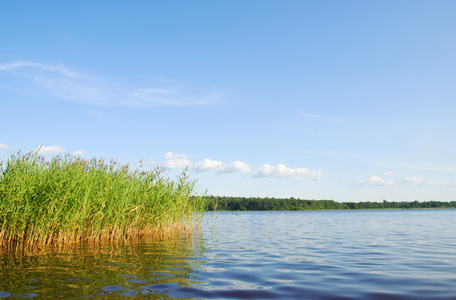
359, 174, 456, 188
193, 158, 226, 172
162, 153, 324, 180
254, 164, 286, 177
253, 163, 325, 181
398, 177, 456, 187
359, 171, 396, 186
0, 143, 10, 149
34, 145, 66, 156
163, 152, 192, 169
404, 176, 425, 185
360, 176, 395, 186
373, 162, 456, 173
223, 161, 252, 173
29, 145, 85, 157
72, 149, 86, 156
163, 153, 252, 174
0, 61, 221, 107
192, 159, 252, 173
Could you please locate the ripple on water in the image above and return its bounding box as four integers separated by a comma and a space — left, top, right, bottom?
1, 210, 456, 299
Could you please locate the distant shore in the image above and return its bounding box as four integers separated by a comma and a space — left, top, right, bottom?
205, 196, 456, 211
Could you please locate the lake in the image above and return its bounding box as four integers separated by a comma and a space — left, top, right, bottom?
1, 209, 456, 299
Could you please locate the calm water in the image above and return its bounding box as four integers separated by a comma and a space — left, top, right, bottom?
1, 209, 456, 299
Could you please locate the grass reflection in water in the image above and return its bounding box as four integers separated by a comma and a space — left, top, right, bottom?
0, 231, 206, 299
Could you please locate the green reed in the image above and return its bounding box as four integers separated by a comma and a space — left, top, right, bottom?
0, 151, 206, 252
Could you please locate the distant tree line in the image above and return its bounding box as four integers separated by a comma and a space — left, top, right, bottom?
205, 196, 456, 211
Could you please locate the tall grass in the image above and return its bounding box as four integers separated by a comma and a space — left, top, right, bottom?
0, 151, 206, 252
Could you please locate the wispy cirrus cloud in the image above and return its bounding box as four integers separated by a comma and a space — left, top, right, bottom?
162, 152, 324, 181
0, 61, 113, 106
0, 61, 78, 77
129, 88, 221, 106
0, 61, 222, 107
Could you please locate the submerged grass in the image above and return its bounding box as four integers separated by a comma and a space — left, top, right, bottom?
0, 151, 206, 253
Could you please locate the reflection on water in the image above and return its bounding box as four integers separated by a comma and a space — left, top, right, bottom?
1, 210, 456, 299
0, 232, 206, 299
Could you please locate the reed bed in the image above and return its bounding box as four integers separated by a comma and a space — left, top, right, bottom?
0, 151, 206, 253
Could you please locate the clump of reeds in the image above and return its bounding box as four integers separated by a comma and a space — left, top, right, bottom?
0, 150, 206, 253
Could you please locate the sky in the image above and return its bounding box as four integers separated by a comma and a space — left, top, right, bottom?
1, 1, 455, 203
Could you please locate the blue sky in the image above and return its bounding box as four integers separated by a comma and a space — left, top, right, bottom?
1, 1, 455, 202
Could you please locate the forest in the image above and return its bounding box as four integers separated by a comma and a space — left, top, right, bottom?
205, 196, 456, 211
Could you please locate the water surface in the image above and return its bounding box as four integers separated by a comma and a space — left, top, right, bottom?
1, 209, 456, 299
